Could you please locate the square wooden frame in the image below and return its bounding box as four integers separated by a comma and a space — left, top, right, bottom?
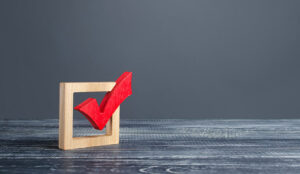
59, 82, 120, 150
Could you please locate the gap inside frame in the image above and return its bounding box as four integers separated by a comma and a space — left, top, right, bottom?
73, 92, 108, 137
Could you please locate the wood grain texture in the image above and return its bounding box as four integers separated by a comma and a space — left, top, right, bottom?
1, 119, 300, 173
59, 82, 119, 150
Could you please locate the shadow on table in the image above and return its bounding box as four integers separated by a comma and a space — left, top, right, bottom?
1, 139, 59, 149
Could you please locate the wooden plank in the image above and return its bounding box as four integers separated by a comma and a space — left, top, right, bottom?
1, 119, 300, 173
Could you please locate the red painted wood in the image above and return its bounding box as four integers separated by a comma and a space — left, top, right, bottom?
74, 72, 132, 130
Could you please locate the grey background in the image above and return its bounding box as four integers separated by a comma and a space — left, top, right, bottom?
1, 0, 300, 120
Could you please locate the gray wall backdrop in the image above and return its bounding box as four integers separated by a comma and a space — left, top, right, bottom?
1, 0, 300, 120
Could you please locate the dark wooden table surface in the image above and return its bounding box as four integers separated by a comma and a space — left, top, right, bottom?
1, 119, 300, 173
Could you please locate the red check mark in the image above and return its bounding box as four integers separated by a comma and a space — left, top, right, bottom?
74, 72, 132, 130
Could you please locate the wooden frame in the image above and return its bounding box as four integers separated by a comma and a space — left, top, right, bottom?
59, 82, 120, 150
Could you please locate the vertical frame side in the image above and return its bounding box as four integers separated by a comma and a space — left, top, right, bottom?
59, 83, 74, 150
112, 107, 120, 144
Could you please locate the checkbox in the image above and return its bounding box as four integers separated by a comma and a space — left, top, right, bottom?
59, 82, 119, 150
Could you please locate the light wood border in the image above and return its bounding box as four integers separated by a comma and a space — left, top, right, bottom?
59, 82, 119, 150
